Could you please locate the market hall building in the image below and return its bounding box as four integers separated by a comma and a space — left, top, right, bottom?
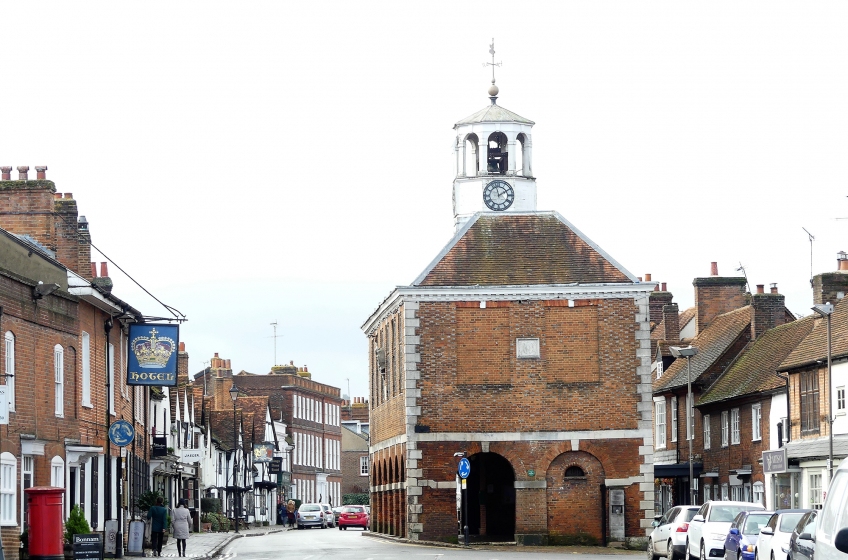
362, 77, 656, 545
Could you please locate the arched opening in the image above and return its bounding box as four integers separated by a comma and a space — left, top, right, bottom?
564, 465, 585, 478
464, 452, 515, 541
486, 132, 508, 175
515, 133, 526, 176
546, 451, 605, 541
463, 133, 480, 177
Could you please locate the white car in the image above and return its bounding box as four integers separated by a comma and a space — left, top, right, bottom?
648, 506, 700, 560
755, 510, 808, 560
688, 501, 765, 560
320, 504, 336, 527
814, 457, 848, 560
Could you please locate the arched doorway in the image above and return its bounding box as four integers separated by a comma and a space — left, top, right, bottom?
546, 451, 605, 542
464, 452, 515, 541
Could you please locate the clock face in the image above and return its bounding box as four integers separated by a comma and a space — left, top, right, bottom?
483, 180, 515, 211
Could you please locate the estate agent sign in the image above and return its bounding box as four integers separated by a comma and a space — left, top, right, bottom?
763, 448, 787, 474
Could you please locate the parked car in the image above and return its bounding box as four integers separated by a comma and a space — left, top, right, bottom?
725, 511, 775, 560
337, 505, 370, 530
788, 510, 817, 560
688, 501, 766, 560
814, 457, 848, 560
296, 503, 328, 529
756, 510, 810, 560
321, 504, 336, 528
648, 506, 700, 560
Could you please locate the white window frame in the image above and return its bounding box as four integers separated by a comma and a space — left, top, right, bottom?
54, 344, 64, 417
360, 456, 369, 476
731, 408, 740, 444
81, 332, 92, 407
108, 343, 115, 415
703, 414, 711, 450
721, 483, 729, 500
752, 404, 762, 441
4, 332, 14, 413
721, 410, 729, 447
0, 452, 16, 525
838, 387, 846, 414
656, 359, 663, 379
655, 398, 667, 449
810, 473, 823, 509
671, 396, 678, 442
51, 456, 64, 487
753, 481, 764, 505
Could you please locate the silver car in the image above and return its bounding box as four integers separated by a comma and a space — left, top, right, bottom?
321, 504, 336, 528
296, 503, 328, 529
648, 506, 700, 560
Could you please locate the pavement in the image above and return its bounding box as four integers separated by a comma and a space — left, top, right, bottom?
144, 524, 292, 559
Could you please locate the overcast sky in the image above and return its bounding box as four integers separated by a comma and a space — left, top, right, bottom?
2, 2, 846, 399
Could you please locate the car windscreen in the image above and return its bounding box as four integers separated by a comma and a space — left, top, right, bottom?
779, 513, 806, 532
342, 506, 364, 513
743, 514, 772, 535
300, 505, 320, 512
709, 506, 756, 522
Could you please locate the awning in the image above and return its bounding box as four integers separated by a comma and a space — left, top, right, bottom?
700, 472, 719, 478
654, 463, 703, 477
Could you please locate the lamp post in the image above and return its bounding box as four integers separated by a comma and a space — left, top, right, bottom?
453, 451, 468, 545
671, 345, 699, 505
229, 384, 240, 533
812, 303, 834, 479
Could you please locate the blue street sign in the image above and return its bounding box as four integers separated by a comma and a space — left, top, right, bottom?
458, 458, 471, 479
108, 420, 135, 447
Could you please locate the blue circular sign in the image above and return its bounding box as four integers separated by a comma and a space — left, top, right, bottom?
458, 458, 471, 479
108, 420, 135, 447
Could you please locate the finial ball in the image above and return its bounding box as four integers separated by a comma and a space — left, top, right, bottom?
488, 83, 499, 97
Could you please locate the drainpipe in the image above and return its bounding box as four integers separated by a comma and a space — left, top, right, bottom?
775, 371, 790, 446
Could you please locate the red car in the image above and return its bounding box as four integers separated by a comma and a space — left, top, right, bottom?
337, 505, 369, 530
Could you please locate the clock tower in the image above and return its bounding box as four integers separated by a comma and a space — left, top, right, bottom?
452, 58, 536, 230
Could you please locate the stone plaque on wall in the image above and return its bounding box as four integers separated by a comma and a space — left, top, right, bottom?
516, 338, 540, 359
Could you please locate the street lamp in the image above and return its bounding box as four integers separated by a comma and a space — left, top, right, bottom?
230, 385, 240, 533
453, 451, 468, 545
671, 345, 699, 505
812, 303, 835, 479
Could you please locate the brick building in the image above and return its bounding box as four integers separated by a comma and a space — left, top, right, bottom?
362, 84, 656, 544
341, 425, 369, 495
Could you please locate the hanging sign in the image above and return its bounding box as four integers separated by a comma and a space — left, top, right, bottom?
126, 324, 179, 387
152, 436, 168, 458
108, 420, 135, 447
181, 448, 202, 463
252, 444, 274, 463
269, 457, 283, 474
763, 448, 787, 474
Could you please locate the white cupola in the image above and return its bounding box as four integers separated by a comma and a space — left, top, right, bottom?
452, 59, 536, 231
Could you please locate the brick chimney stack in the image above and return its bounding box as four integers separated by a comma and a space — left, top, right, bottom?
35, 166, 47, 180
662, 303, 680, 341
813, 252, 848, 305
0, 167, 10, 180
648, 277, 673, 327
693, 262, 748, 335
17, 166, 28, 180
751, 283, 785, 339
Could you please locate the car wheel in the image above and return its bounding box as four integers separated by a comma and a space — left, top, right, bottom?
701, 542, 707, 560
648, 538, 658, 560
338, 526, 342, 531
669, 540, 677, 560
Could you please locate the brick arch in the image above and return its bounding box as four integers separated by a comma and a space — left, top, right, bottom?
546, 450, 606, 541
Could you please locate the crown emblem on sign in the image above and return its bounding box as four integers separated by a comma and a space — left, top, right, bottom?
132, 328, 175, 368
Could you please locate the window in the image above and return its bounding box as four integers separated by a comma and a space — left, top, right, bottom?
671, 397, 678, 442
721, 410, 729, 446
752, 404, 762, 441
0, 452, 16, 525
810, 473, 823, 510
656, 360, 663, 379
655, 399, 667, 449
359, 456, 369, 476
3, 332, 14, 413
721, 483, 729, 501
54, 345, 64, 417
703, 414, 711, 450
51, 456, 64, 487
838, 387, 846, 413
703, 484, 710, 502
108, 343, 115, 415
564, 466, 585, 477
81, 332, 91, 407
800, 370, 820, 434
731, 408, 740, 444
753, 481, 764, 505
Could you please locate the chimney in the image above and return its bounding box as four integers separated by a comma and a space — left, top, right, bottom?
92, 262, 113, 293
662, 303, 680, 341
813, 251, 848, 305
100, 262, 108, 277
53, 193, 62, 200
770, 283, 778, 294
90, 263, 97, 278
35, 166, 47, 180
693, 263, 747, 334
64, 193, 72, 199
179, 342, 186, 352
751, 284, 786, 339
756, 284, 764, 294
17, 166, 28, 180
0, 167, 10, 180
645, 273, 652, 282
661, 282, 667, 291
649, 283, 674, 326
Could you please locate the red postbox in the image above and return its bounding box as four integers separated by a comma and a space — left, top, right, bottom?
25, 486, 65, 560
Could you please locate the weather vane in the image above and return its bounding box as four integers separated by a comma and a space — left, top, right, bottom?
483, 38, 502, 85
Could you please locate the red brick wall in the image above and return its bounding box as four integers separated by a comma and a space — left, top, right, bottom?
693, 278, 747, 335
369, 307, 406, 443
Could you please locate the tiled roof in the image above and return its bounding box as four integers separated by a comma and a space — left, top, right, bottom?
679, 307, 696, 336
780, 297, 848, 371
699, 317, 814, 405
654, 306, 751, 392
454, 103, 534, 127
209, 410, 236, 450
415, 213, 634, 286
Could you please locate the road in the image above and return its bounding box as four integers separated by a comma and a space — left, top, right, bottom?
222, 526, 644, 559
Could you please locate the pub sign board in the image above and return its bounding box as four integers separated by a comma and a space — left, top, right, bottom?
126, 324, 179, 387
269, 457, 283, 474
152, 436, 168, 458
73, 533, 103, 560
763, 448, 788, 474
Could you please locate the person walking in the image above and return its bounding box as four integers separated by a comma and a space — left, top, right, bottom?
171, 499, 191, 557
286, 500, 296, 529
147, 497, 168, 557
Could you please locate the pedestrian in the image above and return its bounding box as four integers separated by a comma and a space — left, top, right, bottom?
171, 499, 191, 557
287, 500, 296, 528
147, 497, 168, 557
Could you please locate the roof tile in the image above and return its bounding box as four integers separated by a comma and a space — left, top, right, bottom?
780, 297, 848, 371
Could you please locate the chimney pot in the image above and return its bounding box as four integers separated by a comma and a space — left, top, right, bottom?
757, 284, 765, 294
100, 262, 108, 277
35, 166, 47, 179
53, 193, 62, 200
179, 342, 186, 352
64, 193, 73, 199
16, 166, 29, 180
645, 273, 652, 282
661, 282, 667, 291
214, 352, 219, 358
637, 277, 642, 282
770, 283, 778, 294
90, 263, 97, 278
838, 251, 848, 271
710, 262, 719, 276
0, 167, 11, 180
226, 359, 231, 368
304, 365, 308, 372
653, 284, 659, 291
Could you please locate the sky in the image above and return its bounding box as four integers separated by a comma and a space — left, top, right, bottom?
2, 2, 846, 399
